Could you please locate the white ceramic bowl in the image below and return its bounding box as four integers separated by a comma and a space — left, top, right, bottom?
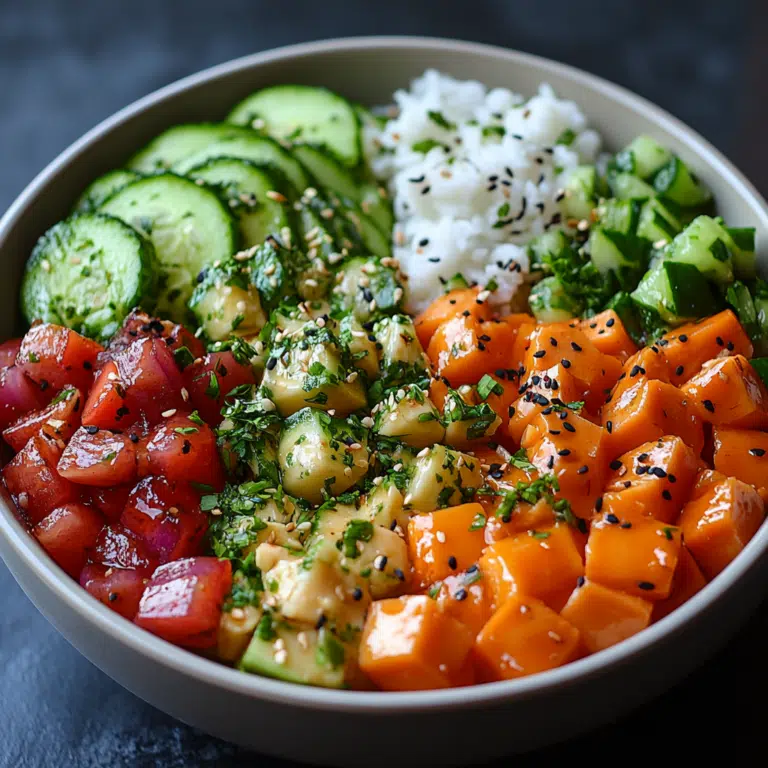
1, 37, 767, 768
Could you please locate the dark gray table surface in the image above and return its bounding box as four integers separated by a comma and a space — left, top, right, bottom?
2, 1, 767, 766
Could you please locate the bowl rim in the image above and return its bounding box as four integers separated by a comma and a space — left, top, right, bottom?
2, 34, 768, 715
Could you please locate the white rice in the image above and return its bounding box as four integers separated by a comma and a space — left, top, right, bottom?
364, 69, 603, 315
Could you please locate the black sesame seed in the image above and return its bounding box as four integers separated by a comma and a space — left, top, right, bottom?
129, 433, 139, 444
39, 380, 49, 392
629, 365, 643, 377
375, 556, 388, 571
421, 186, 431, 195
448, 556, 458, 570
576, 465, 589, 475
454, 589, 468, 602
702, 399, 715, 413
547, 455, 555, 470
108, 592, 118, 603
606, 513, 619, 524
315, 614, 327, 630
610, 459, 622, 471
595, 496, 603, 512
638, 581, 655, 591
675, 365, 684, 377
182, 440, 192, 455
606, 420, 613, 434
716, 336, 724, 346
561, 359, 571, 368
266, 357, 277, 370
678, 334, 688, 343
749, 448, 766, 457
570, 342, 582, 352
563, 422, 576, 433
620, 521, 632, 529
727, 341, 735, 351
477, 342, 486, 351
668, 474, 677, 483
533, 350, 547, 359
651, 467, 667, 478
576, 576, 585, 587
85, 425, 99, 435
393, 568, 406, 582
637, 453, 649, 462
557, 448, 571, 456
418, 238, 430, 247
636, 465, 648, 475
662, 490, 673, 501
623, 481, 632, 489
83, 360, 93, 370
352, 587, 363, 601
606, 318, 615, 328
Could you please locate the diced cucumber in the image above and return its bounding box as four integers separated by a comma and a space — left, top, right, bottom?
613, 136, 672, 180
127, 123, 251, 173
631, 260, 719, 324
332, 256, 405, 322
665, 215, 734, 284
442, 272, 470, 292
636, 197, 682, 245
74, 169, 141, 212
228, 85, 361, 168
587, 228, 649, 289
358, 183, 394, 236
186, 158, 290, 248
527, 230, 570, 271
653, 157, 711, 207
725, 226, 757, 279
725, 281, 760, 340
598, 199, 640, 236
562, 165, 598, 221
529, 276, 581, 321
173, 134, 309, 192
604, 291, 644, 345
240, 622, 347, 688
754, 294, 768, 356
608, 172, 656, 200
751, 357, 768, 386
101, 174, 237, 320
292, 144, 359, 202
21, 213, 156, 339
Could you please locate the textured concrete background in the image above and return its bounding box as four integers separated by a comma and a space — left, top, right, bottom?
1, 1, 767, 765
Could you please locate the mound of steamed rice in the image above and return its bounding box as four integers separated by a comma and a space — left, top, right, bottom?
364, 70, 603, 315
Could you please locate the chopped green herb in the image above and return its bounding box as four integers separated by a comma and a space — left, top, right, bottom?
427, 110, 456, 131
205, 371, 220, 399
477, 374, 504, 401
469, 512, 487, 531
173, 345, 195, 370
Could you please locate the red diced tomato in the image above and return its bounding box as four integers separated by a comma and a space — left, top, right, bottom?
137, 413, 225, 489
16, 323, 102, 393
182, 351, 256, 426
2, 434, 75, 524
82, 338, 186, 429
3, 386, 83, 452
121, 476, 207, 563
98, 310, 205, 367
0, 339, 21, 368
57, 426, 138, 486
90, 522, 158, 572
33, 502, 104, 577
134, 557, 232, 648
86, 484, 133, 523
0, 365, 49, 430
79, 563, 147, 620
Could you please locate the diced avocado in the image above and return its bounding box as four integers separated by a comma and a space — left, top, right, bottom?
262, 323, 367, 416
240, 621, 348, 688
278, 408, 369, 504
442, 387, 501, 448
191, 278, 266, 341
562, 165, 598, 221
218, 604, 262, 663
370, 314, 430, 399
405, 444, 483, 513
337, 314, 380, 379
345, 525, 410, 599
529, 276, 581, 322
613, 136, 673, 180
373, 384, 445, 448
332, 256, 405, 322
665, 215, 734, 284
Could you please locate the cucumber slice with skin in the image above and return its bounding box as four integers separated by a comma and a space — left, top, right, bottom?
529, 276, 582, 321
359, 183, 394, 235
588, 228, 649, 289
725, 281, 760, 340
631, 260, 719, 325
725, 226, 757, 279
173, 134, 309, 192
613, 136, 673, 180
186, 157, 291, 249
101, 174, 237, 321
21, 213, 156, 339
74, 169, 141, 213
653, 157, 711, 207
636, 197, 682, 245
598, 199, 641, 235
527, 230, 570, 271
228, 85, 361, 168
562, 165, 598, 221
665, 215, 734, 284
128, 123, 252, 174
608, 172, 656, 200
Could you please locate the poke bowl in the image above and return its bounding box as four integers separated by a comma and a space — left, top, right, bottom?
0, 36, 768, 768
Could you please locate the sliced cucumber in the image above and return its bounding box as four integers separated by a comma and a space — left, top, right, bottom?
604, 291, 644, 345
613, 136, 672, 180
127, 123, 251, 174
529, 276, 581, 321
562, 165, 598, 220
631, 260, 719, 325
598, 199, 641, 236
292, 144, 360, 201
653, 157, 711, 207
725, 281, 760, 340
186, 158, 291, 248
528, 230, 570, 271
665, 215, 733, 284
636, 197, 682, 244
101, 174, 237, 320
358, 183, 394, 235
228, 85, 361, 168
21, 213, 155, 339
588, 228, 648, 289
725, 226, 757, 279
173, 134, 309, 192
608, 172, 656, 200
74, 169, 141, 212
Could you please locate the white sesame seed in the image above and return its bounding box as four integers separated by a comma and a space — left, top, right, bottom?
520, 604, 530, 614
231, 607, 246, 620
181, 387, 189, 402
403, 493, 413, 506
41, 259, 51, 272
548, 630, 562, 643
260, 398, 276, 412
274, 649, 288, 665
266, 190, 287, 203
162, 409, 177, 418
393, 463, 403, 472
167, 506, 179, 516
211, 508, 223, 516
436, 531, 446, 543
251, 118, 265, 130
417, 447, 430, 458
17, 492, 29, 509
